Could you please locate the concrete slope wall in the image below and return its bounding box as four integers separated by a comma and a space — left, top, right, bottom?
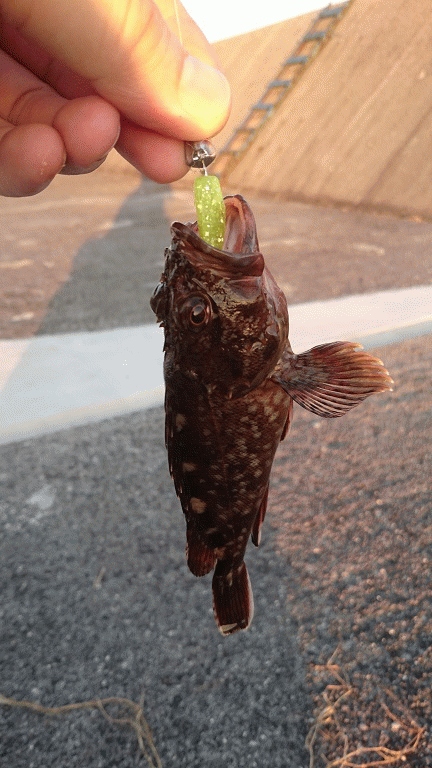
213, 0, 432, 218
213, 10, 316, 151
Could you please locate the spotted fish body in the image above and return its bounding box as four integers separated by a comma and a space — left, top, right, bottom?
151, 195, 392, 635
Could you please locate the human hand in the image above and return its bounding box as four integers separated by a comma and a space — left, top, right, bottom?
0, 0, 231, 196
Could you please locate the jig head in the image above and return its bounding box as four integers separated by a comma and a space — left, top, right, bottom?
185, 140, 217, 170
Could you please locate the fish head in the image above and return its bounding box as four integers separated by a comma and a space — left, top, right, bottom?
151, 195, 288, 398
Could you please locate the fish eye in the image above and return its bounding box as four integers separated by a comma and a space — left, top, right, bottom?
181, 295, 212, 330
190, 302, 207, 325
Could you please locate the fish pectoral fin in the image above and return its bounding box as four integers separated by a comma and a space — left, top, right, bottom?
212, 561, 254, 636
186, 527, 216, 577
251, 485, 269, 547
272, 342, 393, 418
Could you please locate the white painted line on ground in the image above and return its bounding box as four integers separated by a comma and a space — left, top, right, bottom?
0, 285, 431, 445
0, 324, 164, 444
288, 284, 432, 350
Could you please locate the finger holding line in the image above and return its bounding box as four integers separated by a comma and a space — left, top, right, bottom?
0, 0, 231, 195
1, 0, 231, 140
0, 47, 120, 195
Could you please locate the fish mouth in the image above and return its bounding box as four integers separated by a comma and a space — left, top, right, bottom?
170, 195, 264, 278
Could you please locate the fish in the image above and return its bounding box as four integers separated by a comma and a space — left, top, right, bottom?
150, 194, 393, 636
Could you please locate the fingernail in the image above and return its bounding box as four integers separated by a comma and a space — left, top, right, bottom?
179, 56, 231, 134
60, 153, 109, 176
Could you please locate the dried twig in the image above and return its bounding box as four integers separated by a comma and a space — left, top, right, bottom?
305, 653, 425, 768
306, 684, 354, 767
0, 692, 162, 768
323, 728, 424, 767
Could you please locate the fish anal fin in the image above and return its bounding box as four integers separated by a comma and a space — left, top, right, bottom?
251, 485, 269, 547
273, 342, 393, 418
212, 561, 254, 635
187, 529, 216, 577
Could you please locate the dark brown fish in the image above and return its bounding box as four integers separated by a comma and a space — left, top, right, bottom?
151, 195, 392, 636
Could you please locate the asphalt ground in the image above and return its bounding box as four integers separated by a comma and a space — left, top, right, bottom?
1, 164, 431, 766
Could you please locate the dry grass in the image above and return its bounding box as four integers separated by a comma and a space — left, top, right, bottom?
306, 651, 425, 768
0, 692, 162, 767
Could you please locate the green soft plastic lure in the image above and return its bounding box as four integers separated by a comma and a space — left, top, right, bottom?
193, 174, 226, 250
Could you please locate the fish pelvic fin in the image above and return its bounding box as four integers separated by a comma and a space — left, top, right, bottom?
212, 561, 254, 636
251, 485, 269, 547
280, 397, 293, 441
187, 527, 216, 577
272, 342, 393, 418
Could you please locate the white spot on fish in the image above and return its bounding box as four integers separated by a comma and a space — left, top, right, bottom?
182, 462, 197, 472
175, 413, 187, 430
214, 547, 226, 558
190, 497, 206, 514
220, 623, 238, 634
12, 312, 34, 322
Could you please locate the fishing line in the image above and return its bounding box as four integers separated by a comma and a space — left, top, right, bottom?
173, 0, 183, 46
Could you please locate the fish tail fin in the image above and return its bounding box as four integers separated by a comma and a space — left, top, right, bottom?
187, 527, 216, 576
212, 560, 254, 636
273, 342, 393, 418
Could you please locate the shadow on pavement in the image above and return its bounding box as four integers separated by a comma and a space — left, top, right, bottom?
37, 178, 171, 335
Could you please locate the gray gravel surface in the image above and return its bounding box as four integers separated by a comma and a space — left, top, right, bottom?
0, 408, 310, 768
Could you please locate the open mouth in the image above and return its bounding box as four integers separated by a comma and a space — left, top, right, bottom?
170, 195, 265, 278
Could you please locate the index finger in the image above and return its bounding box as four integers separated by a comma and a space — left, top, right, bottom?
2, 0, 231, 140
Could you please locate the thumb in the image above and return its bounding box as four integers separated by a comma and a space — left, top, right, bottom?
2, 0, 231, 139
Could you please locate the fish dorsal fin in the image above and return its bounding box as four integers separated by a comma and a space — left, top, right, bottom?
272, 342, 393, 418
